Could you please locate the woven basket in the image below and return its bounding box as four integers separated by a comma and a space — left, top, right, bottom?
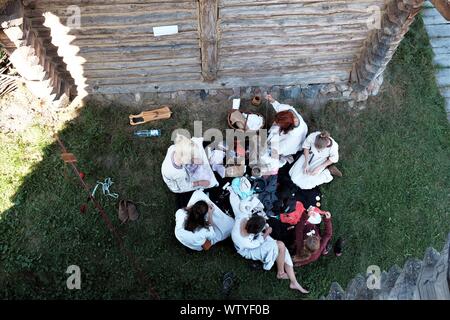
227, 110, 265, 132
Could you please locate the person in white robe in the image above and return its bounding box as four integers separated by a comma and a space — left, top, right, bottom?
289, 131, 339, 190
263, 94, 308, 168
161, 135, 218, 193
175, 190, 234, 251
229, 189, 309, 293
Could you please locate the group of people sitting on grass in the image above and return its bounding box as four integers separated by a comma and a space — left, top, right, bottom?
161, 94, 344, 294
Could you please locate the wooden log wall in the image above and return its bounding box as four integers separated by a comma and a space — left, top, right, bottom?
25, 0, 387, 95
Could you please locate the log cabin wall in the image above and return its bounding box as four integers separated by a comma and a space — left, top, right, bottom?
18, 0, 388, 99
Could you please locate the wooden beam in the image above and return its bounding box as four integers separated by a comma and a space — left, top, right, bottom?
198, 0, 219, 82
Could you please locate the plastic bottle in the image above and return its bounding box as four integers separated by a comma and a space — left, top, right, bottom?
134, 129, 161, 137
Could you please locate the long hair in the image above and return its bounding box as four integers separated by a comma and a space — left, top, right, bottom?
184, 201, 209, 232
297, 235, 320, 262
275, 111, 295, 134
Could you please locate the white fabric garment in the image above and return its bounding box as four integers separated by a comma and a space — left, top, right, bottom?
242, 113, 264, 131
269, 101, 308, 157
174, 190, 234, 251
161, 137, 218, 193
289, 131, 339, 190
229, 190, 293, 270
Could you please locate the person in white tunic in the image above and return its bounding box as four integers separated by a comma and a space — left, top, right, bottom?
263, 94, 309, 168
161, 135, 218, 193
229, 189, 309, 293
289, 131, 339, 190
175, 190, 234, 251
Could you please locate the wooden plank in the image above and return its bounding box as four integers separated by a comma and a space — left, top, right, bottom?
434, 54, 450, 67
424, 24, 450, 38
198, 0, 219, 81
429, 36, 450, 49
436, 68, 450, 87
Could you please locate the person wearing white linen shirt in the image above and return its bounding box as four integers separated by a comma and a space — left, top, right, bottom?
265, 94, 308, 167
229, 189, 309, 294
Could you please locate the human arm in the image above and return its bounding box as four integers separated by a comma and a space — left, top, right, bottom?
302, 148, 310, 173
310, 159, 334, 176
262, 225, 272, 240
266, 94, 292, 113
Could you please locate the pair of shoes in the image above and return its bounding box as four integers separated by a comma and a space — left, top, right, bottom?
328, 165, 343, 177
118, 200, 139, 223
334, 237, 345, 257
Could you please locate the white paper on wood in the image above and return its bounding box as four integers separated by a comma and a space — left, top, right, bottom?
232, 99, 241, 109
153, 25, 179, 37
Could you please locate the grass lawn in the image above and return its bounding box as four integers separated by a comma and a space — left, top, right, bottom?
0, 18, 449, 299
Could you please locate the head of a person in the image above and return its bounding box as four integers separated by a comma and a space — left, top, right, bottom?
245, 214, 266, 235
184, 201, 209, 232
173, 135, 202, 165
298, 235, 321, 261
314, 131, 331, 150
275, 111, 295, 134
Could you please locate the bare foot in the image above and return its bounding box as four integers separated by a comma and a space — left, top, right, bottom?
277, 272, 289, 280
290, 282, 309, 294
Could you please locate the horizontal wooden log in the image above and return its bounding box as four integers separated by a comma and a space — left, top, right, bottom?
84, 65, 201, 79
29, 2, 197, 16
219, 0, 386, 7
219, 34, 368, 47
30, 11, 197, 27
82, 57, 200, 70
86, 73, 202, 86
220, 2, 386, 18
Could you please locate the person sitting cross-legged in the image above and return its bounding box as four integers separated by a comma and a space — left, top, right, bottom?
289, 130, 342, 190
292, 207, 333, 266
175, 190, 234, 251
229, 189, 309, 293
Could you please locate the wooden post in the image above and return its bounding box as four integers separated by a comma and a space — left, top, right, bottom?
198, 0, 219, 82
350, 0, 425, 95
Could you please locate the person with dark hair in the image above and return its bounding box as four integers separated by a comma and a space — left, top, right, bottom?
229, 189, 308, 294
264, 94, 308, 168
175, 190, 234, 251
289, 130, 341, 190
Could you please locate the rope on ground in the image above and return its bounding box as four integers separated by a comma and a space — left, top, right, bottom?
92, 177, 119, 199
54, 134, 159, 300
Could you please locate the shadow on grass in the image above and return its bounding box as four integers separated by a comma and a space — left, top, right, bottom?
0, 18, 449, 299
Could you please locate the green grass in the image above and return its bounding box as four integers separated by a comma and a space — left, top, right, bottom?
0, 18, 449, 299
